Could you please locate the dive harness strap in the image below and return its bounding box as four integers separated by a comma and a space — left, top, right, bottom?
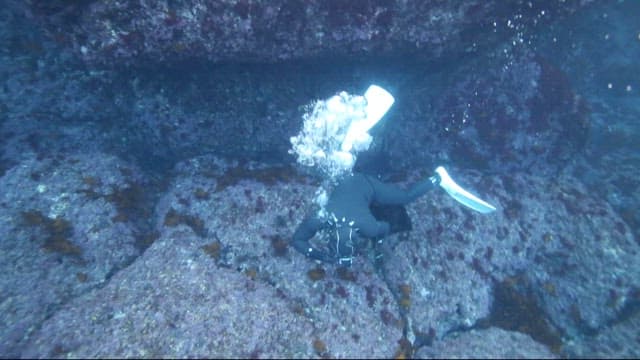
327, 213, 357, 267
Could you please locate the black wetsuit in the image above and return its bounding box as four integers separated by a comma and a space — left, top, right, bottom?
291, 172, 439, 266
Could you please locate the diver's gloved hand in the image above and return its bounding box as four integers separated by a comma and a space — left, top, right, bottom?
429, 171, 441, 186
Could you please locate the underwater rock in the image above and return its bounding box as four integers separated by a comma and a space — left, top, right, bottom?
0, 153, 145, 357
503, 173, 638, 338
562, 308, 640, 358
27, 0, 594, 67
1, 1, 595, 178
380, 169, 497, 343
23, 230, 316, 358
151, 155, 404, 358
382, 168, 639, 345
415, 327, 557, 359
15, 155, 638, 357
27, 156, 403, 358
432, 48, 589, 173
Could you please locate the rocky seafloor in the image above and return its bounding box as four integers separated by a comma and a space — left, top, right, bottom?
3, 152, 638, 358
1, 0, 639, 358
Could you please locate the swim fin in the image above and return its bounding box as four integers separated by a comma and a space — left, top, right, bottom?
435, 166, 496, 214
341, 85, 395, 152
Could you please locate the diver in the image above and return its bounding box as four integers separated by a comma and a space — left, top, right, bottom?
289, 84, 496, 267
291, 171, 441, 267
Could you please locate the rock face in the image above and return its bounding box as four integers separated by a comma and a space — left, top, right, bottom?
380, 48, 590, 175
415, 327, 557, 359
3, 1, 595, 177
4, 155, 638, 357
23, 230, 318, 358
0, 153, 146, 357
433, 49, 590, 173
157, 156, 405, 357
23, 156, 405, 358
381, 168, 639, 343
28, 0, 593, 67
563, 309, 640, 358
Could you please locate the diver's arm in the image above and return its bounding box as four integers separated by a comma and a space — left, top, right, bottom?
291, 216, 332, 263
365, 173, 440, 205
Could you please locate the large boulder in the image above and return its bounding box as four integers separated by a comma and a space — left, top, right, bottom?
0, 153, 146, 357
1, 1, 597, 177
415, 327, 557, 359
381, 168, 639, 344
24, 155, 406, 358
26, 0, 594, 67
23, 229, 317, 358
562, 309, 640, 358
429, 49, 589, 173
153, 155, 406, 357
9, 155, 638, 357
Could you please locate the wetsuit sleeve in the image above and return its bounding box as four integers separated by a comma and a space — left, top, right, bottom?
365, 174, 438, 206
291, 216, 332, 263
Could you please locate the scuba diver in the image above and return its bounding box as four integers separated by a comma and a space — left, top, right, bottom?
291, 171, 441, 267
289, 85, 496, 267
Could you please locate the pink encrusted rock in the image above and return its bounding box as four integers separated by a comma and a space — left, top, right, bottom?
151, 156, 405, 358
28, 1, 594, 67
415, 327, 557, 359
433, 49, 589, 174
23, 229, 317, 358
21, 156, 637, 357
563, 309, 640, 358
0, 153, 145, 357
382, 168, 640, 341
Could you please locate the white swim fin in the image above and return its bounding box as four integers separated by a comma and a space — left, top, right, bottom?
341, 85, 395, 152
435, 166, 496, 214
